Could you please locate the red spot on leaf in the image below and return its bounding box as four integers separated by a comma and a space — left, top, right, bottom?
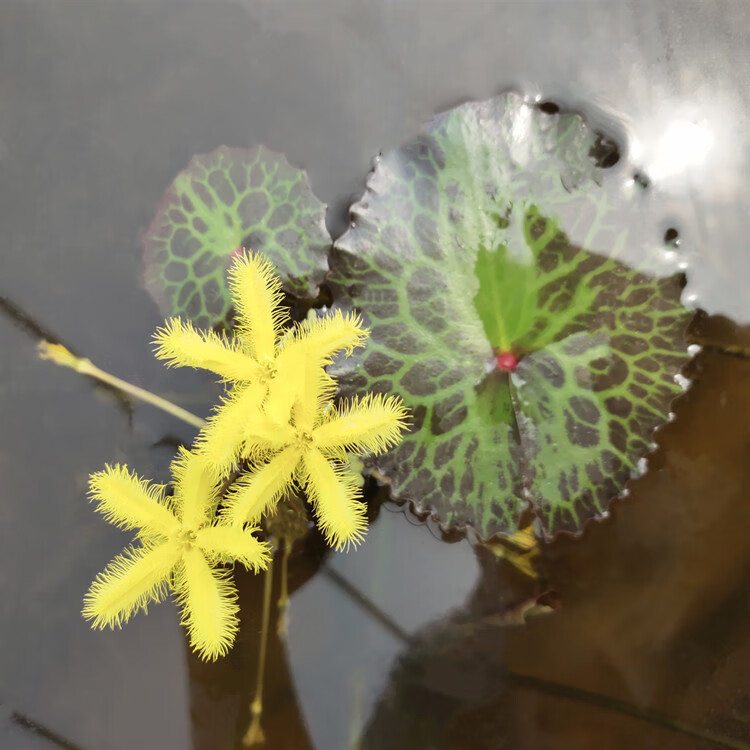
496, 351, 519, 372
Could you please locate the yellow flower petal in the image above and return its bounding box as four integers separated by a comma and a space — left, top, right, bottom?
170, 448, 221, 529
302, 449, 367, 551
153, 318, 262, 382
261, 348, 305, 426
195, 381, 269, 471
82, 540, 181, 629
314, 394, 409, 456
291, 365, 337, 434
284, 309, 368, 363
88, 465, 178, 537
229, 252, 289, 361
264, 347, 336, 430
224, 447, 300, 526
175, 548, 239, 661
242, 413, 295, 461
196, 525, 272, 572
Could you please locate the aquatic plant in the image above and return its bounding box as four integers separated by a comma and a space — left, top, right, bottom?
329, 93, 692, 538
26, 89, 703, 749
80, 251, 408, 663
142, 146, 330, 328
153, 252, 367, 470
154, 251, 407, 549
82, 448, 270, 660
144, 95, 692, 544
222, 381, 407, 549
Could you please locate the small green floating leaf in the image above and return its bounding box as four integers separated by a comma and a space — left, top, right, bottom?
329, 93, 692, 538
143, 146, 330, 328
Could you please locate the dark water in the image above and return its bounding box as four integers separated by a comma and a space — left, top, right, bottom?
1, 2, 750, 749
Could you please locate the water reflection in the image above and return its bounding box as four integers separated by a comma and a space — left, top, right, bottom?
288, 507, 478, 750
363, 332, 750, 750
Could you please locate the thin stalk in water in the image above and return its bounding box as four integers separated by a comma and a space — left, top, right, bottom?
277, 538, 291, 637
243, 557, 274, 746
38, 341, 205, 429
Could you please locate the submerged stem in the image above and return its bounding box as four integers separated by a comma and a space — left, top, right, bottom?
277, 538, 291, 637
38, 341, 206, 429
243, 557, 274, 747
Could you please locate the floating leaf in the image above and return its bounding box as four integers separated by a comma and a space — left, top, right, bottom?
143, 146, 330, 328
329, 93, 692, 538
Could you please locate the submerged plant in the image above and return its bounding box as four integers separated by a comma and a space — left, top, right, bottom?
83, 448, 270, 660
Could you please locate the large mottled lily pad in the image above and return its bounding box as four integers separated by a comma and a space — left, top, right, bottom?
143, 146, 330, 328
329, 93, 692, 538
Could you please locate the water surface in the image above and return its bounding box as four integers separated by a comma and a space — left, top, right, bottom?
2, 2, 750, 749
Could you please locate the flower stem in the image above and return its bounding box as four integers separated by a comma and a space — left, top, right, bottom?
242, 557, 274, 747
38, 341, 206, 429
276, 538, 291, 637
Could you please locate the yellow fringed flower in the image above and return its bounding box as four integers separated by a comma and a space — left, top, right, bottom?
153, 251, 368, 470
82, 448, 271, 661
223, 359, 409, 550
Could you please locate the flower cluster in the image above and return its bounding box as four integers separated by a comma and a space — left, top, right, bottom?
83, 252, 408, 660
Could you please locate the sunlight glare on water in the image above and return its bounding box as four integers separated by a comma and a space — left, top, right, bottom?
629, 97, 734, 197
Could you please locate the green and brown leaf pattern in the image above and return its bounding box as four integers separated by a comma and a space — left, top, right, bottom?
143, 146, 330, 328
329, 93, 692, 538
